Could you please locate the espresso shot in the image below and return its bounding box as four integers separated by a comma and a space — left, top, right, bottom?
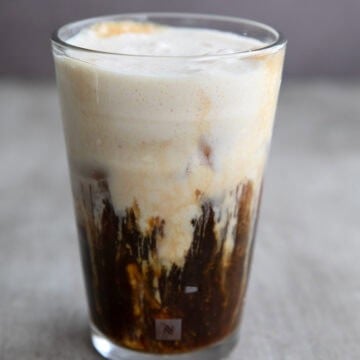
74, 166, 259, 353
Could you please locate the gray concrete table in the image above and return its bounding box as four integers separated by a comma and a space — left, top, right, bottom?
1, 80, 359, 359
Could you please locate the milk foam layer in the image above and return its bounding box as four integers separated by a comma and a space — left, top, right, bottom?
55, 21, 284, 266
68, 21, 264, 56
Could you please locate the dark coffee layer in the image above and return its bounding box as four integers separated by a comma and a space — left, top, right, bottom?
74, 174, 258, 354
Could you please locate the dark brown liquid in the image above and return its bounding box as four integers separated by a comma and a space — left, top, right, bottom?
74, 172, 259, 354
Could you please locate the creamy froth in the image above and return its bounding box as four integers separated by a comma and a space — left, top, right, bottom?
68, 21, 264, 56
54, 21, 284, 266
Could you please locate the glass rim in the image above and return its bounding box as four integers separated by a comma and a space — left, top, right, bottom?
51, 12, 286, 60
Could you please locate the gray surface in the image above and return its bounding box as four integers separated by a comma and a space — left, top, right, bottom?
1, 79, 360, 359
1, 0, 360, 78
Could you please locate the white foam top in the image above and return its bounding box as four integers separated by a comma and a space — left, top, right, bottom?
55, 21, 284, 266
67, 21, 264, 57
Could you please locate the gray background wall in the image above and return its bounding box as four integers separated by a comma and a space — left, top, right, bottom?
1, 0, 359, 78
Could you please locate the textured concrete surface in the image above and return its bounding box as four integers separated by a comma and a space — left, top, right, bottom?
0, 80, 359, 359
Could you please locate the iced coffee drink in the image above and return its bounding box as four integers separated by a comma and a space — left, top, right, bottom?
52, 14, 285, 359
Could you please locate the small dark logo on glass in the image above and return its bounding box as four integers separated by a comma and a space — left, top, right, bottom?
155, 319, 182, 341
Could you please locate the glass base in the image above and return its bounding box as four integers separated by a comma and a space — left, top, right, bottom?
91, 323, 238, 360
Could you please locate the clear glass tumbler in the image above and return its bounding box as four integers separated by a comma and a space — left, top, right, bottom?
52, 13, 286, 360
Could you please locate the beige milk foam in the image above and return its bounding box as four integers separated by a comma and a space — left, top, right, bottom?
55, 21, 284, 266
